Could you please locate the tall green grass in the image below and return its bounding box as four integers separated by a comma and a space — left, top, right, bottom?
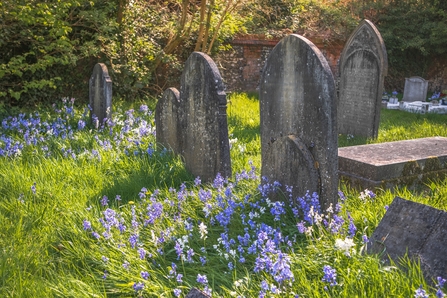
0, 93, 446, 297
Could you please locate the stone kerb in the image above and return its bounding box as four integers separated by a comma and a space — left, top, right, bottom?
155, 88, 181, 154
179, 52, 232, 182
338, 19, 388, 139
402, 76, 429, 102
89, 63, 112, 128
260, 34, 338, 211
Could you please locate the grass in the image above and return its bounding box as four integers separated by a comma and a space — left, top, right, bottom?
0, 93, 446, 297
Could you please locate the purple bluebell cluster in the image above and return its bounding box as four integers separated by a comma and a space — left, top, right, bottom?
322, 265, 337, 286
0, 98, 155, 159
81, 165, 369, 297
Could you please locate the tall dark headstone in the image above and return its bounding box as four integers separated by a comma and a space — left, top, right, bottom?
89, 63, 112, 128
338, 19, 387, 138
260, 34, 338, 211
155, 88, 181, 154
179, 52, 231, 182
368, 197, 447, 281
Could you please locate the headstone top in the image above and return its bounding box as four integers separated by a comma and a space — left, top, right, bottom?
340, 19, 388, 76
403, 76, 429, 102
338, 19, 388, 139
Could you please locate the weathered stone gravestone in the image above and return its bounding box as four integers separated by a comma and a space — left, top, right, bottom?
338, 19, 388, 139
155, 87, 181, 154
89, 63, 112, 128
402, 76, 429, 102
260, 34, 338, 210
179, 52, 231, 182
368, 197, 447, 281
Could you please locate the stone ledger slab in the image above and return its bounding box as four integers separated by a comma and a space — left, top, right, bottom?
338, 137, 447, 189
368, 196, 447, 281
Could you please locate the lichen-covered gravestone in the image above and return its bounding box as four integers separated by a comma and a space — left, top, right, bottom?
89, 63, 112, 128
402, 76, 429, 102
179, 52, 231, 182
368, 197, 447, 281
155, 87, 181, 154
260, 34, 338, 211
338, 19, 388, 139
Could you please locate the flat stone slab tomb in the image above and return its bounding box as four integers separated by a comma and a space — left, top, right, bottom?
338, 137, 447, 190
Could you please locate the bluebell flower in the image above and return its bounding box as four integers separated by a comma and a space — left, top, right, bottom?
31, 182, 36, 194
270, 201, 285, 221
176, 273, 183, 283
83, 220, 91, 230
174, 289, 181, 297
415, 285, 429, 298
362, 235, 369, 244
129, 234, 139, 248
92, 231, 100, 239
138, 247, 147, 259
200, 256, 207, 266
140, 271, 150, 280
197, 274, 208, 284
122, 261, 130, 269
322, 265, 337, 286
78, 119, 86, 130
133, 282, 144, 292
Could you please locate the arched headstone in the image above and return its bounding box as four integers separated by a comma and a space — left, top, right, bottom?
89, 63, 112, 128
338, 19, 388, 139
155, 87, 181, 154
260, 34, 338, 210
179, 52, 232, 182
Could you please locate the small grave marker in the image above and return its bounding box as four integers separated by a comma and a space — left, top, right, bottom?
402, 76, 429, 102
155, 87, 181, 154
89, 63, 112, 128
179, 52, 232, 182
260, 34, 338, 210
338, 19, 388, 139
368, 197, 447, 281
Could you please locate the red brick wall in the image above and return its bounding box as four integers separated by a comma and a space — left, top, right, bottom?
215, 34, 447, 94
215, 35, 344, 93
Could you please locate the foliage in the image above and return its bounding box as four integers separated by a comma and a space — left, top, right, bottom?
356, 0, 447, 90
240, 0, 359, 39
0, 0, 248, 105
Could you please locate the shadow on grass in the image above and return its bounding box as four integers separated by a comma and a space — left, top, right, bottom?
86, 150, 193, 207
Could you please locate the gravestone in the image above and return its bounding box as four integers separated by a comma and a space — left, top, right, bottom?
260, 34, 338, 211
179, 52, 231, 182
89, 63, 112, 128
402, 76, 429, 102
368, 197, 447, 281
338, 19, 388, 139
155, 87, 181, 154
